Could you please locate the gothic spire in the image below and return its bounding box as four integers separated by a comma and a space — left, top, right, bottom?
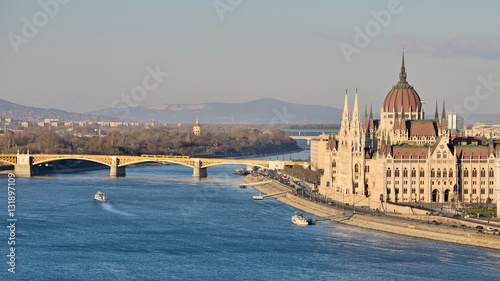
434, 100, 439, 121
399, 48, 407, 83
343, 90, 349, 113
441, 100, 447, 132
353, 91, 359, 115
441, 100, 446, 120
363, 104, 368, 130
369, 103, 374, 129
401, 99, 406, 131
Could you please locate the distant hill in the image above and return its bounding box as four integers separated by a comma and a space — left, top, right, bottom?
88, 98, 344, 124
2, 97, 499, 125
0, 99, 118, 122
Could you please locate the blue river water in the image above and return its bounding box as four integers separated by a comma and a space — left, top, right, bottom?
2, 150, 500, 280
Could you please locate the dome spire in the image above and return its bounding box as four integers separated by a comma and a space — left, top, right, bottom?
399, 46, 407, 83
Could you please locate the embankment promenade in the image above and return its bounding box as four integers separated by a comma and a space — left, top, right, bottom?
243, 175, 500, 250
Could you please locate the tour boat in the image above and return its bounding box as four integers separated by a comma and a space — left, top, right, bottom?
292, 214, 309, 226
94, 191, 107, 202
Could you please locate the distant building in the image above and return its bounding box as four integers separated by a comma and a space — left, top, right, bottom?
464, 124, 500, 139
21, 121, 29, 128
448, 113, 457, 132
457, 115, 465, 133
193, 118, 201, 136
447, 113, 464, 133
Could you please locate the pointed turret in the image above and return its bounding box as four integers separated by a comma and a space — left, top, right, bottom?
353, 91, 360, 116
400, 100, 406, 131
363, 104, 368, 130
339, 90, 351, 143
343, 90, 349, 113
369, 103, 374, 130
351, 91, 361, 130
434, 100, 439, 122
393, 102, 400, 132
393, 117, 400, 132
441, 101, 447, 131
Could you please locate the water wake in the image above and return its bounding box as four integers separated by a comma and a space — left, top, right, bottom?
101, 203, 134, 216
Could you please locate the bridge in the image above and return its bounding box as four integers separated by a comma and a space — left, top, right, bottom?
284, 128, 338, 145
0, 153, 305, 178
289, 136, 320, 145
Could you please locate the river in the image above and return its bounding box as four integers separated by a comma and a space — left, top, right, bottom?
1, 148, 500, 280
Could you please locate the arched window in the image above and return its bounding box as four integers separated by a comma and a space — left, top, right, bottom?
443, 152, 447, 159
481, 168, 486, 177
464, 168, 469, 178
395, 168, 400, 177
387, 169, 392, 177
449, 170, 453, 178
443, 168, 447, 178
420, 168, 425, 177
437, 152, 441, 159
431, 169, 435, 177
437, 169, 441, 178
403, 168, 408, 178
473, 168, 478, 178
411, 168, 416, 178
490, 168, 494, 177
332, 161, 336, 168
354, 164, 359, 173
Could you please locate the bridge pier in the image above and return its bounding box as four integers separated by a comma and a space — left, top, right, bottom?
110, 156, 126, 177
192, 159, 207, 178
15, 153, 34, 177
192, 167, 207, 178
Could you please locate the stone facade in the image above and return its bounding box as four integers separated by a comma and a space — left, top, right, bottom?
316, 55, 499, 214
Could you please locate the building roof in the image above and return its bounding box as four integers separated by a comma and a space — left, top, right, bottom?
392, 145, 430, 159
455, 145, 491, 159
382, 54, 423, 113
408, 120, 438, 137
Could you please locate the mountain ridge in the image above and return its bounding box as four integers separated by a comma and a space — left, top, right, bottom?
87, 98, 344, 124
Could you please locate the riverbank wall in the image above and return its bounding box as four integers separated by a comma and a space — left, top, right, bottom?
243, 174, 500, 250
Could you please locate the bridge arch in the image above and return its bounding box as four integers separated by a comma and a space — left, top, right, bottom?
200, 161, 269, 169
32, 156, 112, 167
0, 155, 17, 166
117, 159, 195, 168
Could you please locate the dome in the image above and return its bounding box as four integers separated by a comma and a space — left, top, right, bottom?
382, 55, 422, 113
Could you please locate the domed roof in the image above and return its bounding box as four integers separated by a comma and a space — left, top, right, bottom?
382, 55, 422, 113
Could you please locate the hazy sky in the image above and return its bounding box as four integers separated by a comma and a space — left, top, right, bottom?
1, 0, 499, 116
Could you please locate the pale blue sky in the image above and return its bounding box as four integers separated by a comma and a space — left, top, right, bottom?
1, 0, 499, 115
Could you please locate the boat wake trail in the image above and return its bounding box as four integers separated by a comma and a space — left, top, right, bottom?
101, 204, 134, 216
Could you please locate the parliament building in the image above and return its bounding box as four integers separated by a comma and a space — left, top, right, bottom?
311, 54, 500, 213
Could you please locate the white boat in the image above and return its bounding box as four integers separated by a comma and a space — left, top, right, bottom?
94, 191, 106, 202
292, 214, 309, 226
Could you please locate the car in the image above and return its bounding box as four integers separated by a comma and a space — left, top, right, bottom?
460, 224, 467, 228
451, 225, 458, 228
452, 214, 461, 218
487, 227, 494, 231
478, 214, 485, 218
431, 220, 438, 225
476, 226, 484, 230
